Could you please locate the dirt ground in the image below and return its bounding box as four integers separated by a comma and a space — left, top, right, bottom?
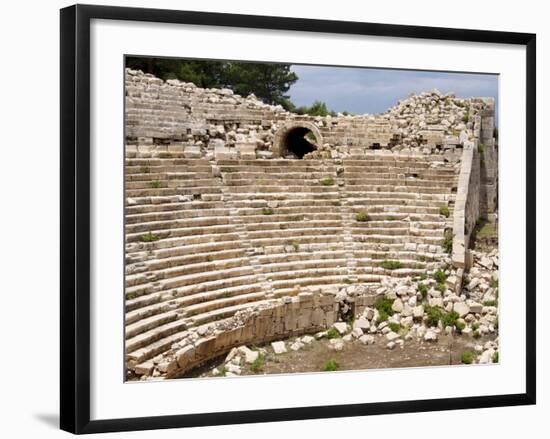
183, 332, 498, 379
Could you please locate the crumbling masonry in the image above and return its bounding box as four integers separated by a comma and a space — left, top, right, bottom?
124, 69, 497, 379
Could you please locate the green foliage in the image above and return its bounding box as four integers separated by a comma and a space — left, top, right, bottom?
150, 180, 161, 189
139, 231, 160, 243
295, 100, 338, 117
462, 113, 469, 123
355, 211, 370, 222
442, 229, 453, 254
380, 260, 404, 270
492, 351, 499, 363
433, 270, 447, 284
441, 311, 460, 328
490, 278, 499, 289
126, 57, 298, 106
455, 320, 466, 333
261, 207, 274, 215
473, 330, 481, 339
435, 283, 447, 294
320, 177, 335, 186
388, 322, 401, 333
478, 143, 485, 154
324, 359, 339, 372
471, 322, 480, 331
139, 165, 150, 173
483, 300, 498, 307
292, 241, 300, 251
425, 304, 443, 327
375, 297, 395, 323
250, 353, 265, 373
439, 205, 450, 218
326, 328, 340, 339
461, 350, 474, 364
417, 283, 428, 301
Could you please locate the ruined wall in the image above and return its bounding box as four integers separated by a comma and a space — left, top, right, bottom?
125, 69, 495, 166
132, 290, 377, 379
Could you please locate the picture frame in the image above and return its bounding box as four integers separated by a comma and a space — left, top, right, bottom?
60, 4, 536, 434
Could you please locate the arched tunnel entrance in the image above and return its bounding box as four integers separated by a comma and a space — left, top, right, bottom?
273, 122, 323, 158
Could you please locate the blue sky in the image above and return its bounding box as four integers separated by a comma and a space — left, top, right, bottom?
288, 65, 498, 115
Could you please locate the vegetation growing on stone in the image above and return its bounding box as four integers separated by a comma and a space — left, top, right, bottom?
424, 304, 443, 327
320, 177, 335, 186
417, 283, 428, 301
439, 205, 450, 217
380, 260, 404, 270
442, 229, 453, 254
140, 231, 160, 242
261, 207, 274, 215
375, 297, 395, 323
326, 328, 340, 339
355, 211, 370, 222
150, 180, 162, 189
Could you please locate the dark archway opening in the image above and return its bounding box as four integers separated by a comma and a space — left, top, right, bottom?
283, 127, 318, 159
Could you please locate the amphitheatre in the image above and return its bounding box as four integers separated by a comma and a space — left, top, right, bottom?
124, 68, 499, 380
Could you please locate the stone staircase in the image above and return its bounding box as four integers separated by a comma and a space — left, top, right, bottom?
124, 152, 458, 374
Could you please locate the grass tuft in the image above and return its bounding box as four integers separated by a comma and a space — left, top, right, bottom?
323, 359, 339, 372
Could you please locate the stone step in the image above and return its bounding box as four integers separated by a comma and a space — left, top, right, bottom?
126, 283, 263, 324
126, 186, 223, 198
126, 208, 231, 224
125, 267, 257, 298
126, 256, 251, 288
346, 185, 452, 195
126, 216, 232, 235
126, 200, 226, 215
126, 179, 221, 190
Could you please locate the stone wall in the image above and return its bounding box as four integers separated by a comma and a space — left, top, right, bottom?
133, 290, 378, 379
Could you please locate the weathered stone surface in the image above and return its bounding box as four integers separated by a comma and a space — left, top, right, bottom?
271, 341, 287, 354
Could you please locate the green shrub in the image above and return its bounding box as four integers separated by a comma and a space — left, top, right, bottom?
473, 330, 481, 339
471, 322, 480, 331
388, 322, 401, 333
150, 180, 162, 189
261, 207, 274, 215
462, 113, 469, 123
355, 211, 370, 222
433, 270, 447, 284
441, 311, 460, 328
483, 300, 498, 307
250, 353, 265, 373
425, 304, 443, 327
478, 143, 485, 154
435, 282, 447, 294
375, 297, 395, 323
461, 351, 474, 364
455, 320, 466, 333
490, 278, 499, 289
320, 177, 335, 186
439, 205, 450, 218
324, 359, 339, 372
292, 241, 300, 251
380, 260, 404, 270
417, 283, 428, 301
442, 229, 453, 254
140, 231, 160, 242
140, 165, 150, 173
492, 351, 499, 363
326, 328, 340, 339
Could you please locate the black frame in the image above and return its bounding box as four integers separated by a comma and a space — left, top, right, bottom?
60, 4, 536, 434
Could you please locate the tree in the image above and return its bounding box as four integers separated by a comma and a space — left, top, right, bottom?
125, 57, 298, 106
